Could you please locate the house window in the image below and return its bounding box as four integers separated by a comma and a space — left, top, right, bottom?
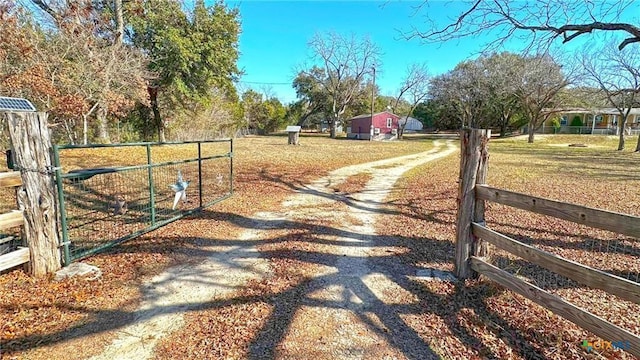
586, 114, 593, 123
635, 115, 640, 123
595, 115, 603, 124
560, 115, 568, 125
386, 118, 392, 128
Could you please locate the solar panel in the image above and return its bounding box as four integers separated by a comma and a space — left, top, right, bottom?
0, 96, 36, 112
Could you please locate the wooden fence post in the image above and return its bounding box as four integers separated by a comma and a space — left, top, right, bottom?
455, 128, 490, 279
5, 112, 61, 276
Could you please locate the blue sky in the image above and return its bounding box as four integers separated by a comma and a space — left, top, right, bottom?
226, 1, 637, 104
227, 0, 503, 103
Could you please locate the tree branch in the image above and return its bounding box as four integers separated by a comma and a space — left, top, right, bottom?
30, 0, 60, 22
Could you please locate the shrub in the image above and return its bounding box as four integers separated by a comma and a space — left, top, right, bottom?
569, 116, 583, 134
550, 117, 561, 133
570, 116, 583, 127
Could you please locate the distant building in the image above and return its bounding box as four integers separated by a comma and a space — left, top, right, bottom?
399, 116, 424, 132
527, 107, 640, 135
319, 120, 343, 133
347, 111, 400, 140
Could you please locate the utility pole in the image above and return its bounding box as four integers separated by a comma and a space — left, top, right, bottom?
370, 65, 376, 141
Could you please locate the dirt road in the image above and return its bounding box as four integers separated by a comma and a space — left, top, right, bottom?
90, 139, 457, 360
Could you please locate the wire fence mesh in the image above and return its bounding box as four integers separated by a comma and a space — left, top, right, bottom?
53, 140, 232, 263
482, 203, 640, 343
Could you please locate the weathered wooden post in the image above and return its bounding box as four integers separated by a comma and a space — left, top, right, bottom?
455, 128, 490, 279
286, 125, 301, 145
5, 112, 61, 276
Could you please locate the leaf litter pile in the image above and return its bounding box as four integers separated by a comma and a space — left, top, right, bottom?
1, 134, 639, 359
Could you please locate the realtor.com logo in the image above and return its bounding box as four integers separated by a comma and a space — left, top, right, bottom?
581, 339, 631, 352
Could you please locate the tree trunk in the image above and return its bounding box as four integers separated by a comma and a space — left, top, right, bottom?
97, 106, 111, 143
398, 123, 406, 140
82, 115, 88, 145
618, 118, 626, 151
148, 86, 166, 142
114, 0, 124, 44
5, 112, 61, 276
527, 122, 535, 143
500, 121, 507, 138
329, 118, 336, 139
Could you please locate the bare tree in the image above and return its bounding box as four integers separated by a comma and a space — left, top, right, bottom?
516, 55, 571, 143
306, 32, 380, 138
482, 53, 522, 137
581, 42, 640, 150
390, 63, 430, 139
410, 1, 640, 51
428, 60, 488, 129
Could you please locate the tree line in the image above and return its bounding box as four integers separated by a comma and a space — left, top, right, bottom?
411, 0, 640, 151
3, 0, 640, 151
1, 0, 245, 145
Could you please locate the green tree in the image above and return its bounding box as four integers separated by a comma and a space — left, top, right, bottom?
292, 68, 331, 127
343, 81, 388, 121
263, 98, 288, 133
240, 90, 287, 134
128, 0, 241, 141
482, 53, 524, 137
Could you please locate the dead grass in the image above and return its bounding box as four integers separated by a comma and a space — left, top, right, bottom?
329, 173, 373, 195
375, 134, 640, 359
1, 134, 638, 359
0, 135, 434, 359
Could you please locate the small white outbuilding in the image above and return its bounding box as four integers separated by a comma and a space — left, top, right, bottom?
399, 116, 423, 131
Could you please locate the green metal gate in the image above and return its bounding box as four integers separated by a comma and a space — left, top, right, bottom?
52, 140, 233, 265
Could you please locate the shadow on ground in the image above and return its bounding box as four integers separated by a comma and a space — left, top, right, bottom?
2, 204, 551, 360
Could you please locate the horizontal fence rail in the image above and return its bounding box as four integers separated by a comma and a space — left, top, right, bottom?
469, 257, 640, 357
472, 186, 640, 357
476, 184, 640, 239
0, 171, 28, 272
0, 172, 22, 187
472, 223, 640, 305
53, 140, 233, 264
456, 129, 639, 358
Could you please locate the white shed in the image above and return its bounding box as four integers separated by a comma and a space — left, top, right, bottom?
399, 117, 423, 131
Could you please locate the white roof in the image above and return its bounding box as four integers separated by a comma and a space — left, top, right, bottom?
548, 107, 640, 115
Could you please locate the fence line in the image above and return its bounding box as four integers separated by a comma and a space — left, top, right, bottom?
476, 185, 640, 239
455, 128, 640, 358
0, 172, 27, 271
53, 139, 233, 265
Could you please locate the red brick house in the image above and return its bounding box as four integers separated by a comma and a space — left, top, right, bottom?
347, 111, 400, 140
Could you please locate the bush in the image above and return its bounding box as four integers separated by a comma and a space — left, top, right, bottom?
570, 116, 583, 127
570, 116, 583, 134
550, 117, 561, 133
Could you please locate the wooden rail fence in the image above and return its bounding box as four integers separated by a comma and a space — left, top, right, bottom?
0, 171, 28, 272
455, 129, 640, 358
